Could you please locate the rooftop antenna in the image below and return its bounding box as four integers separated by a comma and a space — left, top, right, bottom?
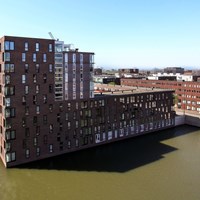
48, 32, 59, 41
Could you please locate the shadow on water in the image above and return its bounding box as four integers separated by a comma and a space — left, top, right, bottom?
18, 125, 199, 172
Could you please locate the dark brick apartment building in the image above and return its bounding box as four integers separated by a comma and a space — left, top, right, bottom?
0, 36, 175, 167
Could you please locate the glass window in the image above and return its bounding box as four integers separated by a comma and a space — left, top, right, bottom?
5, 41, 14, 50
25, 149, 30, 158
36, 64, 39, 73
33, 53, 36, 62
22, 53, 26, 62
25, 85, 29, 94
73, 54, 76, 63
25, 64, 28, 73
25, 42, 28, 51
49, 144, 53, 153
36, 106, 40, 114
5, 64, 14, 73
43, 54, 47, 62
36, 43, 39, 51
33, 74, 37, 83
5, 75, 10, 84
5, 52, 10, 61
5, 98, 11, 107
43, 95, 47, 104
36, 85, 39, 93
36, 147, 40, 156
49, 64, 53, 72
49, 44, 52, 52
22, 75, 26, 84
43, 115, 47, 124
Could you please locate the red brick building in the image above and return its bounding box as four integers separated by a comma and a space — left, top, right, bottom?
121, 78, 200, 112
0, 36, 175, 167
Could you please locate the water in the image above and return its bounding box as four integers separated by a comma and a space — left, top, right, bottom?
1, 125, 200, 200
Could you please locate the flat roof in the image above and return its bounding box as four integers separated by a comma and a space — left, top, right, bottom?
94, 83, 174, 96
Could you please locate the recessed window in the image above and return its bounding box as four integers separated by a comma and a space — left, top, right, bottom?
25, 64, 28, 73
22, 75, 26, 84
25, 85, 29, 94
25, 149, 30, 158
36, 85, 40, 94
36, 43, 39, 51
25, 42, 28, 51
33, 116, 37, 125
33, 137, 38, 146
5, 64, 14, 72
36, 105, 40, 114
5, 75, 11, 84
33, 53, 37, 62
36, 126, 40, 135
33, 95, 37, 104
43, 74, 47, 83
25, 106, 29, 115
49, 64, 53, 72
4, 52, 10, 61
5, 97, 11, 107
49, 44, 53, 52
22, 53, 26, 62
43, 94, 47, 104
22, 96, 26, 105
6, 152, 16, 162
49, 144, 53, 153
5, 41, 14, 50
6, 130, 16, 140
49, 84, 53, 93
33, 74, 37, 83
36, 147, 40, 156
4, 86, 15, 95
49, 124, 53, 133
43, 54, 47, 62
35, 64, 39, 73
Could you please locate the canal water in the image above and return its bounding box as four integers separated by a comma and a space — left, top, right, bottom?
0, 125, 200, 200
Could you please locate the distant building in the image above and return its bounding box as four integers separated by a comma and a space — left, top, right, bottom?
118, 68, 139, 77
94, 68, 102, 75
164, 67, 184, 74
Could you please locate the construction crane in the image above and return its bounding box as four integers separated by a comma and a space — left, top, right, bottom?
48, 32, 59, 41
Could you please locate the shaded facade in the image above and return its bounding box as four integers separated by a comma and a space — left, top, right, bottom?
0, 36, 175, 167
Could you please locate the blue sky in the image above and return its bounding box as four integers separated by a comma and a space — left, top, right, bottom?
1, 0, 200, 69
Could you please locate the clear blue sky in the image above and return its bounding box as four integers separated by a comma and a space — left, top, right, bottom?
1, 0, 200, 69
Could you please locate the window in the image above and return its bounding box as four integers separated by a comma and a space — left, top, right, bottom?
25, 85, 29, 94
33, 74, 37, 83
22, 75, 26, 84
49, 104, 53, 112
73, 54, 76, 63
49, 124, 53, 133
33, 53, 36, 62
49, 64, 53, 72
22, 53, 26, 62
25, 64, 28, 73
25, 42, 28, 51
5, 97, 11, 107
6, 152, 16, 162
33, 137, 38, 146
43, 74, 47, 83
36, 147, 40, 156
49, 44, 53, 52
5, 75, 10, 84
25, 128, 29, 137
5, 64, 14, 72
36, 85, 40, 93
22, 96, 26, 105
43, 54, 47, 62
5, 41, 14, 50
36, 126, 40, 135
80, 54, 83, 63
6, 130, 16, 140
25, 106, 29, 115
36, 43, 39, 51
4, 86, 15, 95
5, 52, 10, 61
25, 149, 30, 158
36, 106, 40, 114
43, 95, 47, 103
33, 95, 37, 104
34, 64, 39, 73
49, 144, 53, 153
